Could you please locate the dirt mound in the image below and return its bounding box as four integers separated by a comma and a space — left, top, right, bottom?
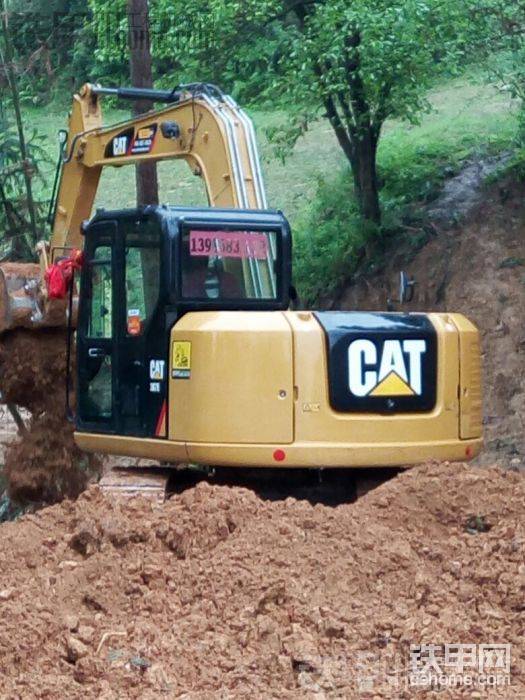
339, 178, 525, 467
0, 328, 70, 413
0, 461, 523, 697
0, 328, 99, 504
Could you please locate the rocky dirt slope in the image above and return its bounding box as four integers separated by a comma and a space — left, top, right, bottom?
0, 461, 523, 698
338, 177, 525, 467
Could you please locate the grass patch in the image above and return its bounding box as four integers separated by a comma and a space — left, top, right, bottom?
380, 79, 517, 208
484, 146, 525, 185
293, 77, 518, 304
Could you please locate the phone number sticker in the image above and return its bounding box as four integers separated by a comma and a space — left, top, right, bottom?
189, 230, 269, 259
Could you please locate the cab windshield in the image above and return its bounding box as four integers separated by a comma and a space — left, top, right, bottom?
181, 227, 278, 300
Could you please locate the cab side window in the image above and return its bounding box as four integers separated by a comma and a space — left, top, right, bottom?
124, 225, 161, 336
88, 246, 112, 339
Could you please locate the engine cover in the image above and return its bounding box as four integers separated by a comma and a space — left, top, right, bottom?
315, 312, 438, 413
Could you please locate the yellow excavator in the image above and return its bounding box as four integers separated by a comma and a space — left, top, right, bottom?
0, 82, 482, 492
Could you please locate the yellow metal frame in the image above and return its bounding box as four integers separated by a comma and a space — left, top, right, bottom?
75, 432, 482, 469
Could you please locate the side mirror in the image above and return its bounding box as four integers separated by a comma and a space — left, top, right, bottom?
387, 271, 416, 310
399, 271, 415, 304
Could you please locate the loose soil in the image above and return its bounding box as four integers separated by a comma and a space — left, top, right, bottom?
0, 461, 523, 698
0, 165, 523, 698
338, 178, 525, 467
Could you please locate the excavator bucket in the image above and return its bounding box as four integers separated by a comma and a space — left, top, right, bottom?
0, 262, 76, 334
0, 263, 42, 333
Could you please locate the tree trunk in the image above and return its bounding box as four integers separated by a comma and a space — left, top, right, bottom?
127, 0, 159, 207
294, 7, 383, 226
350, 130, 381, 225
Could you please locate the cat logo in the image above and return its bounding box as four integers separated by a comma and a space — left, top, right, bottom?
112, 135, 128, 157
348, 339, 427, 398
149, 359, 166, 381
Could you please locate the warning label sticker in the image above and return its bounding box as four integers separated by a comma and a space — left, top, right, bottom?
127, 309, 142, 336
172, 341, 192, 379
130, 124, 158, 155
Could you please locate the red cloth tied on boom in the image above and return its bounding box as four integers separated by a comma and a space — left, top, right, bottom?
45, 250, 84, 299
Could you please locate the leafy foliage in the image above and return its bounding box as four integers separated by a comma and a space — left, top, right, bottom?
293, 172, 376, 304
1, 0, 521, 290
257, 0, 486, 222
93, 0, 482, 223
4, 1, 93, 102
2, 0, 510, 223
87, 0, 286, 103
0, 5, 52, 260
0, 111, 50, 259
480, 2, 525, 142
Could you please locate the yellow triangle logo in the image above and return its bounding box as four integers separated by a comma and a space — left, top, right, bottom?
369, 371, 415, 397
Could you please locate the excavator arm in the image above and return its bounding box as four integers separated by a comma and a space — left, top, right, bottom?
0, 82, 268, 331
50, 82, 267, 251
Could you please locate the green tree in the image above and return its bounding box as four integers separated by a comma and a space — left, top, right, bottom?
3, 1, 93, 100
87, 0, 284, 103
87, 0, 481, 223
249, 0, 474, 224
478, 2, 525, 140
1, 1, 47, 259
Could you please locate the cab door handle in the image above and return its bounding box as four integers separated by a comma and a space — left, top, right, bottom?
88, 347, 106, 358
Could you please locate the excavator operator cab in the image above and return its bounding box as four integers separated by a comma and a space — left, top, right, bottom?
76, 206, 292, 438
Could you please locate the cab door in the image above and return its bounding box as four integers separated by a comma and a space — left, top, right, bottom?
77, 222, 117, 433
116, 220, 164, 437
77, 217, 166, 438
